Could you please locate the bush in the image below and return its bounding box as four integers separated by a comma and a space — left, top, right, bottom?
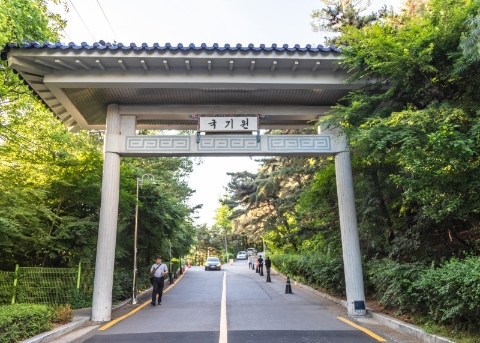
69, 289, 92, 310
0, 304, 53, 343
416, 256, 480, 330
221, 253, 234, 263
51, 304, 73, 324
136, 267, 152, 293
367, 258, 425, 314
0, 274, 14, 306
167, 259, 181, 274
270, 253, 346, 295
112, 269, 133, 304
367, 256, 480, 331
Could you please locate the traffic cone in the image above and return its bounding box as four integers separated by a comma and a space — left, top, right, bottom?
285, 276, 293, 294
256, 264, 259, 273
260, 266, 264, 276
266, 270, 271, 282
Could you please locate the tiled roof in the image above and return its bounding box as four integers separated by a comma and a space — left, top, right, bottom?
2, 41, 342, 55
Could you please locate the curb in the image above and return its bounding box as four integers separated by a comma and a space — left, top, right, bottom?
21, 316, 90, 343
21, 269, 187, 343
272, 268, 455, 343
20, 298, 133, 343
370, 312, 455, 343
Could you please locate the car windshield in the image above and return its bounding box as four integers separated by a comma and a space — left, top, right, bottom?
207, 257, 220, 262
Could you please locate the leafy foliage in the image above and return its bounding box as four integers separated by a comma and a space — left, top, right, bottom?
368, 256, 480, 330
223, 135, 320, 253
0, 0, 197, 284
0, 304, 53, 343
0, 303, 72, 342
270, 253, 346, 295
323, 0, 480, 260
310, 0, 390, 34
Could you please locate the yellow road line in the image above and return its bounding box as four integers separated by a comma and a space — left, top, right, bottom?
99, 271, 186, 331
337, 316, 387, 342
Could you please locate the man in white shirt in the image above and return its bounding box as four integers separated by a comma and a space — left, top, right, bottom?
150, 255, 168, 306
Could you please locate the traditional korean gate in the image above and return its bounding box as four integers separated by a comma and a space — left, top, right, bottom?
3, 41, 366, 321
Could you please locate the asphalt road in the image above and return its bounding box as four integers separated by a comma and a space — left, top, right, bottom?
62, 260, 417, 343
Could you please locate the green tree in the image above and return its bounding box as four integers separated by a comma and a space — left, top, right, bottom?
322, 0, 480, 259
223, 136, 319, 253
0, 1, 199, 270
213, 204, 234, 262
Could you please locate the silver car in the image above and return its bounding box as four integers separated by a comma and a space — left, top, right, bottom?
236, 251, 247, 260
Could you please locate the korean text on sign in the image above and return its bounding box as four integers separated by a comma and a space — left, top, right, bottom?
199, 117, 258, 132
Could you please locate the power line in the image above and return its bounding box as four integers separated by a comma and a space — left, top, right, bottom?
96, 0, 118, 43
68, 0, 96, 42
0, 133, 47, 161
0, 124, 61, 158
62, 29, 73, 43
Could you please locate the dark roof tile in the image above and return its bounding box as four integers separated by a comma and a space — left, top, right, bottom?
2, 41, 342, 56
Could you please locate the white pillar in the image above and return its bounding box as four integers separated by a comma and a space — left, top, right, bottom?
335, 150, 366, 316
320, 125, 366, 316
92, 104, 121, 322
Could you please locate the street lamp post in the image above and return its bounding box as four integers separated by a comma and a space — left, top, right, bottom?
169, 239, 174, 284
132, 173, 155, 305
224, 230, 228, 264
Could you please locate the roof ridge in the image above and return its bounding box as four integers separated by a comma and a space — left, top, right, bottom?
2, 41, 342, 54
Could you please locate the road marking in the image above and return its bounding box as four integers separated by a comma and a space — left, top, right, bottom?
337, 317, 387, 342
219, 271, 227, 343
99, 270, 186, 331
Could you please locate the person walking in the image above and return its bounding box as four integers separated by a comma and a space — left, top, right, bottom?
265, 256, 271, 273
150, 255, 168, 306
248, 255, 253, 269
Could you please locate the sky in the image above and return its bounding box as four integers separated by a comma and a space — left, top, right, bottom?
51, 0, 401, 226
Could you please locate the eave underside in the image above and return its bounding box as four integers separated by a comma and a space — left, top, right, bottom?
5, 46, 354, 131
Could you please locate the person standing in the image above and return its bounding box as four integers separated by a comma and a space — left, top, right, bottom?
150, 255, 168, 306
265, 256, 271, 273
257, 255, 264, 275
248, 255, 253, 269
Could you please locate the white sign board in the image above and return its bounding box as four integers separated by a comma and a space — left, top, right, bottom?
199, 117, 258, 132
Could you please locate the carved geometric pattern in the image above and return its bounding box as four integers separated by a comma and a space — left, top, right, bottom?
126, 137, 191, 151
267, 136, 331, 151
198, 137, 261, 151
123, 135, 337, 155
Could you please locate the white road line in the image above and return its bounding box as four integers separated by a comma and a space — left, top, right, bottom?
219, 271, 227, 343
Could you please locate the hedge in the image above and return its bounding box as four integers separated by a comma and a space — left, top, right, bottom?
0, 304, 53, 343
368, 256, 480, 330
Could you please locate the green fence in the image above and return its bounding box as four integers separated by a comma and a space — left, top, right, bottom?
0, 264, 94, 306
0, 271, 14, 305
0, 263, 181, 307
